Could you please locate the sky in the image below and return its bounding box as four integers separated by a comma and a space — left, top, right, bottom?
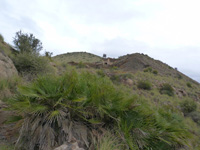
0, 0, 200, 82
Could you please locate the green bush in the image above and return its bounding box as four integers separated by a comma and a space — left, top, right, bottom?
110, 74, 120, 84
143, 67, 152, 73
152, 70, 158, 75
13, 30, 43, 54
186, 82, 192, 88
96, 69, 106, 77
180, 99, 197, 114
159, 83, 174, 96
187, 111, 200, 125
137, 80, 152, 90
0, 33, 4, 42
13, 52, 53, 77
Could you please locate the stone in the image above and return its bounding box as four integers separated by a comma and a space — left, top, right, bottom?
54, 142, 85, 150
0, 51, 18, 79
125, 78, 133, 86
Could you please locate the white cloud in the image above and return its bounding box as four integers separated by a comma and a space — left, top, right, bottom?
0, 0, 200, 82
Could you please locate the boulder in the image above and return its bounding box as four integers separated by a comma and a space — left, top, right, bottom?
0, 51, 17, 78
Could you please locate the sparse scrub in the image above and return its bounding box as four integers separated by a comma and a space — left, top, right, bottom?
180, 99, 197, 114
159, 83, 174, 96
137, 80, 152, 90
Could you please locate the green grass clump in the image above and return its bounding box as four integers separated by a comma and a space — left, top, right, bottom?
96, 132, 123, 150
180, 99, 197, 114
0, 144, 14, 150
159, 83, 174, 96
137, 80, 152, 90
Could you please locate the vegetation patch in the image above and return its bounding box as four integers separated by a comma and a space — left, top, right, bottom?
186, 82, 192, 88
159, 83, 174, 96
180, 99, 197, 115
137, 80, 152, 90
5, 70, 191, 150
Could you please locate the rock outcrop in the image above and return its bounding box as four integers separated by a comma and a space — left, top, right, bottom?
0, 51, 17, 78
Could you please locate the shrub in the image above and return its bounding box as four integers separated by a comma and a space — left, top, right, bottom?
143, 67, 152, 73
96, 69, 106, 77
96, 132, 123, 150
159, 83, 174, 96
77, 61, 85, 68
110, 74, 120, 84
137, 80, 152, 90
0, 33, 4, 42
186, 82, 192, 88
177, 74, 182, 79
187, 111, 200, 125
13, 52, 53, 77
180, 99, 197, 114
13, 30, 43, 54
152, 70, 158, 75
112, 66, 118, 70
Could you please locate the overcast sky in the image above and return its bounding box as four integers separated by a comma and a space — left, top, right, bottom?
0, 0, 200, 82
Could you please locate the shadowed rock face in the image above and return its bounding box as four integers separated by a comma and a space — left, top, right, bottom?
0, 51, 17, 78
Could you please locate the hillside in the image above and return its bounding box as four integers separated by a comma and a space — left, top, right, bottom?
1, 38, 200, 149
53, 52, 103, 63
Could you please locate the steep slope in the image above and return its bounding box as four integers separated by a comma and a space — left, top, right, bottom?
113, 53, 198, 84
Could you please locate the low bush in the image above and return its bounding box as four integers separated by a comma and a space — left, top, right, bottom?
13, 52, 53, 78
143, 67, 152, 73
152, 70, 158, 75
180, 99, 197, 114
187, 111, 200, 125
110, 74, 120, 84
159, 83, 174, 96
186, 82, 192, 88
137, 80, 152, 90
77, 61, 85, 68
96, 69, 106, 77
